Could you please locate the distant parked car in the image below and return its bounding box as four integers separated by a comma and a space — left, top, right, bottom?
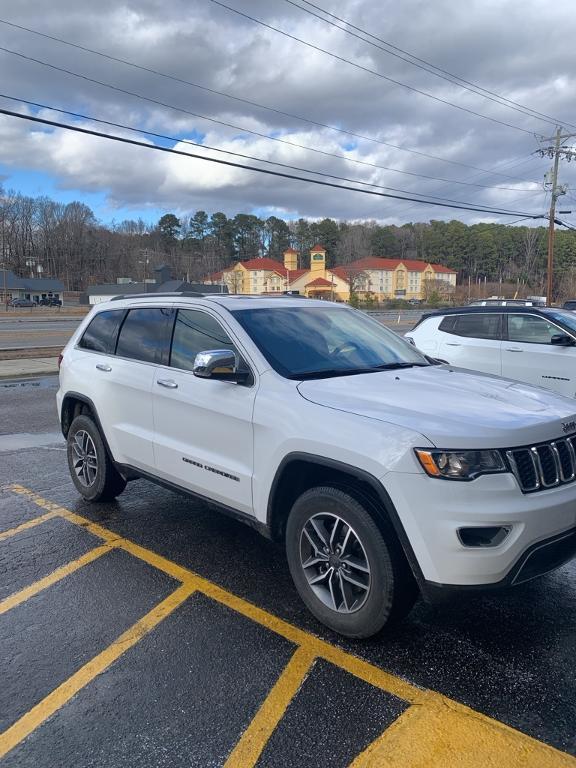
406, 305, 576, 398
563, 300, 576, 311
9, 298, 36, 308
39, 297, 62, 307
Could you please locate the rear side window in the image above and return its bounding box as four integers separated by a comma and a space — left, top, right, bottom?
170, 309, 236, 371
78, 310, 124, 353
116, 308, 171, 363
439, 313, 501, 340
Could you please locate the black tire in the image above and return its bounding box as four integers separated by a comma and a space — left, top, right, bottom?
67, 414, 127, 502
285, 486, 417, 638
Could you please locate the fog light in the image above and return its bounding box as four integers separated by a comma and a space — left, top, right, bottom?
458, 526, 511, 548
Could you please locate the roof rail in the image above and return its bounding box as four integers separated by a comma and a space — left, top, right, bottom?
110, 291, 206, 301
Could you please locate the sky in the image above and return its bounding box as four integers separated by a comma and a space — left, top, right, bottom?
1, 0, 576, 228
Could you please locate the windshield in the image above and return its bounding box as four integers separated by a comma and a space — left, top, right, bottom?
547, 310, 576, 335
232, 305, 429, 379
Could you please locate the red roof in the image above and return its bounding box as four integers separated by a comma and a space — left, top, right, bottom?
239, 258, 286, 273
283, 247, 297, 255
329, 267, 350, 283
287, 269, 308, 281
305, 277, 333, 287
310, 243, 326, 252
204, 270, 223, 281
349, 257, 456, 273
431, 264, 457, 273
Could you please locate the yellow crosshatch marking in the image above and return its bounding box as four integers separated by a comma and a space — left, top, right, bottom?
1, 483, 575, 767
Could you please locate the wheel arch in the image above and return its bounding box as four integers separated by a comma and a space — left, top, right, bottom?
266, 452, 425, 588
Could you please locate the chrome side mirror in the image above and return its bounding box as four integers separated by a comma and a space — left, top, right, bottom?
193, 349, 250, 384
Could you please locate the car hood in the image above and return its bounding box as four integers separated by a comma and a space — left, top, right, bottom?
297, 365, 576, 449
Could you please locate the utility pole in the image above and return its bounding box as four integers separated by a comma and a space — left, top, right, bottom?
538, 127, 576, 305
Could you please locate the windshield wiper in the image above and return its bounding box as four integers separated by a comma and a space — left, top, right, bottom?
293, 362, 429, 380
292, 367, 382, 380
372, 362, 430, 370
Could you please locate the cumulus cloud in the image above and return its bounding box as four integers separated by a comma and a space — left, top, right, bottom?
0, 0, 574, 223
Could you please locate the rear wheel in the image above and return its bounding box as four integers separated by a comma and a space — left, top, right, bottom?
286, 486, 417, 638
67, 414, 126, 502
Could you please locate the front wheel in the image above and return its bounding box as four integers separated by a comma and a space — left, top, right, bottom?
285, 486, 417, 638
67, 414, 127, 502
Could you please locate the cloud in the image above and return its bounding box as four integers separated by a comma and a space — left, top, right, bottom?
0, 0, 574, 224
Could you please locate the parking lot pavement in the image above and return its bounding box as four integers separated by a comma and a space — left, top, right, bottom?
0, 384, 575, 766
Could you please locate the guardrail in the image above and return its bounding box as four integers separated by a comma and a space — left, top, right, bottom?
364, 309, 423, 326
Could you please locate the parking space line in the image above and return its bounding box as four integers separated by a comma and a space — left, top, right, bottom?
0, 510, 59, 542
6, 484, 576, 767
8, 485, 120, 545
223, 646, 316, 768
0, 581, 197, 761
0, 544, 116, 615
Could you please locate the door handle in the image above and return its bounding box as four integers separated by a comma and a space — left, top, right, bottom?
445, 342, 461, 346
157, 378, 178, 389
96, 363, 112, 372
505, 347, 523, 352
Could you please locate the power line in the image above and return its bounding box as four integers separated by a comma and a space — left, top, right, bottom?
2, 93, 535, 207
210, 0, 542, 137
0, 46, 541, 191
0, 15, 543, 180
0, 108, 546, 218
369, 155, 548, 220
283, 0, 576, 131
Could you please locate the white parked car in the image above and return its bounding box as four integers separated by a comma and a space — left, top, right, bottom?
406, 306, 576, 399
57, 294, 576, 638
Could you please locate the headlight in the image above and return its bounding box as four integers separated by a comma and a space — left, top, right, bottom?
415, 449, 506, 481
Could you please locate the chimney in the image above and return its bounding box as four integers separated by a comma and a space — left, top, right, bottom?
283, 248, 298, 271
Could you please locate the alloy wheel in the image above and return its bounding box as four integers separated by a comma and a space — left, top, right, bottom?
299, 512, 371, 613
71, 429, 98, 487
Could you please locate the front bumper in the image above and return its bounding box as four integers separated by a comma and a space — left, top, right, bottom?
382, 470, 576, 586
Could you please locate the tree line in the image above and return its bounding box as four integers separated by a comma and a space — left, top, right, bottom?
2, 185, 576, 298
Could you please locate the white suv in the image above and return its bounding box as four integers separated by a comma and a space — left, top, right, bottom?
407, 306, 576, 398
57, 294, 576, 638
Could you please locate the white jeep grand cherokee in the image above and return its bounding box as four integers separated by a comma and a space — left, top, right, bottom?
57, 294, 576, 638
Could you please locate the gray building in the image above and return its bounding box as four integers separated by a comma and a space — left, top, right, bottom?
84, 265, 227, 305
0, 269, 64, 304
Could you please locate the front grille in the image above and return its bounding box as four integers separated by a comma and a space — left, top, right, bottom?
506, 437, 576, 493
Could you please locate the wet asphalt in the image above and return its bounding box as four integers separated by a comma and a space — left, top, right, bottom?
0, 377, 575, 764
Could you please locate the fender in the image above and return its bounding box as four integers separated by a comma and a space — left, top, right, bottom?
266, 451, 427, 591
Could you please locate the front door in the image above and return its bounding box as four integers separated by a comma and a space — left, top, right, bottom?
502, 313, 576, 397
152, 308, 256, 515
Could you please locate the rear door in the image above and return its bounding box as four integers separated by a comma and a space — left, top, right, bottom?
437, 313, 503, 375
502, 313, 576, 396
91, 306, 172, 472
152, 307, 256, 515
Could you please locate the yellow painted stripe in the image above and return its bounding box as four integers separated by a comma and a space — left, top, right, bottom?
0, 544, 115, 615
0, 510, 59, 542
349, 701, 576, 768
8, 485, 119, 545
0, 581, 196, 760
8, 485, 576, 767
223, 646, 316, 767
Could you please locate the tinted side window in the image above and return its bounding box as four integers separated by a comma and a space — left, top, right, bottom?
507, 315, 559, 344
170, 309, 236, 371
442, 313, 501, 340
116, 308, 171, 363
78, 310, 125, 353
